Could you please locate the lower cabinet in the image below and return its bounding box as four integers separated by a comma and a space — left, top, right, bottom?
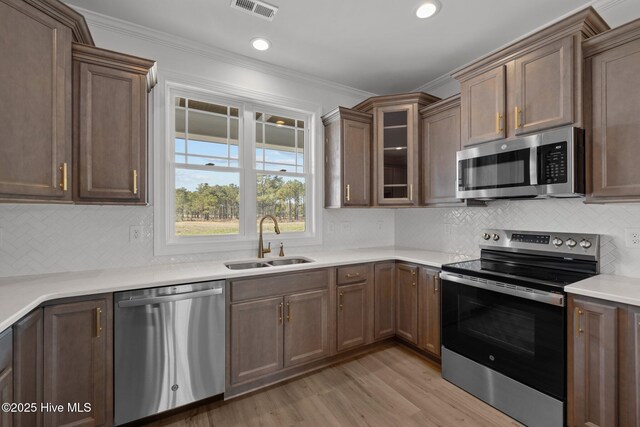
395, 263, 418, 344
0, 329, 12, 427
43, 296, 113, 427
373, 262, 395, 340
418, 267, 441, 358
229, 287, 329, 386
336, 283, 367, 352
13, 309, 43, 427
566, 294, 640, 427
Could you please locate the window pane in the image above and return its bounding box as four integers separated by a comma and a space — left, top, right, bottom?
175, 155, 186, 164
256, 123, 263, 144
175, 109, 186, 139
264, 114, 295, 127
256, 174, 305, 233
187, 140, 228, 158
175, 168, 240, 236
176, 97, 186, 107
175, 138, 186, 154
187, 99, 228, 115
188, 110, 227, 143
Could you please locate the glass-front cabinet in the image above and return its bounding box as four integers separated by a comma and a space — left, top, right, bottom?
375, 104, 419, 206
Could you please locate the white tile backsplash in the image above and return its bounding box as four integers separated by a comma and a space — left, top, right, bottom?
0, 204, 395, 277
395, 199, 640, 277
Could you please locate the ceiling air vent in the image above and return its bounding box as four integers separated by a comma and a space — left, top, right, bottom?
230, 0, 279, 21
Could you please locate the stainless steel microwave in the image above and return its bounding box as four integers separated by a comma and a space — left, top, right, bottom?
456, 126, 584, 200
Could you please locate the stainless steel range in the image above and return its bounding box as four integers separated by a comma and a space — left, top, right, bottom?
440, 229, 599, 427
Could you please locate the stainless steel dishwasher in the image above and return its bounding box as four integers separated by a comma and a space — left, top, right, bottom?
114, 281, 225, 425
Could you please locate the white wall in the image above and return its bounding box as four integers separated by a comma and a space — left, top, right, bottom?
0, 9, 396, 278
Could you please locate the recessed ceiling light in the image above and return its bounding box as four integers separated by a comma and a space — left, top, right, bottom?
276, 120, 285, 125
416, 1, 440, 19
251, 38, 271, 51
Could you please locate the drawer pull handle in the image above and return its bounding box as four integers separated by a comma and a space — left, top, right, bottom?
496, 112, 503, 133
59, 163, 68, 191
346, 184, 351, 202
434, 277, 440, 294
575, 307, 583, 336
95, 308, 102, 338
279, 302, 283, 323
287, 302, 291, 322
339, 292, 343, 310
133, 169, 138, 195
346, 273, 360, 279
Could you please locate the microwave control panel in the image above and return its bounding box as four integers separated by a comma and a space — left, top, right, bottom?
539, 141, 567, 184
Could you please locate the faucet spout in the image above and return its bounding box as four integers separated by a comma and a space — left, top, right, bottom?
258, 215, 281, 258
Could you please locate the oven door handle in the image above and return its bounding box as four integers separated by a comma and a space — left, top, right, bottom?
529, 145, 538, 186
439, 272, 565, 307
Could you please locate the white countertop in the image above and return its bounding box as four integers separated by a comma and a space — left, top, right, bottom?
0, 247, 470, 333
566, 274, 640, 306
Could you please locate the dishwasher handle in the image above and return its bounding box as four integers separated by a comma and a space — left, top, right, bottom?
117, 287, 223, 308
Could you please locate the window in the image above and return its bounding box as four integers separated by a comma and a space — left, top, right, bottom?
159, 83, 318, 255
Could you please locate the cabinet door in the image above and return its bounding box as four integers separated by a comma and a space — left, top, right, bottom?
43, 297, 112, 427
343, 118, 371, 206
230, 297, 284, 384
421, 102, 461, 205
0, 0, 72, 201
569, 296, 617, 427
13, 309, 43, 427
284, 290, 328, 368
374, 262, 395, 340
0, 329, 12, 427
623, 305, 640, 426
590, 37, 640, 201
514, 36, 574, 135
337, 283, 366, 352
75, 61, 146, 203
376, 104, 418, 205
395, 263, 418, 344
418, 268, 440, 357
460, 66, 506, 146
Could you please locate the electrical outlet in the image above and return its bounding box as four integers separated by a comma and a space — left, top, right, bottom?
129, 225, 143, 243
625, 228, 640, 248
327, 221, 335, 234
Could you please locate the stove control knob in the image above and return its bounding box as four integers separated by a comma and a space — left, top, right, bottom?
492, 233, 500, 241
553, 237, 563, 247
580, 239, 592, 249
482, 233, 491, 240
566, 238, 577, 248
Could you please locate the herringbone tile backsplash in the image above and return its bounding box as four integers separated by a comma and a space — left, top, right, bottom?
1, 199, 639, 278
396, 198, 640, 277
0, 205, 395, 277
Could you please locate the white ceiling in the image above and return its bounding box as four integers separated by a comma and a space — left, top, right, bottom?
64, 0, 607, 95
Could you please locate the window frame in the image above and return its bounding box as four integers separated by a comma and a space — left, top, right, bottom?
154, 79, 322, 256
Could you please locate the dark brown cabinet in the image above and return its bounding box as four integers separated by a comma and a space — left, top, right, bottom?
0, 328, 12, 427
230, 296, 284, 385
284, 290, 329, 368
13, 309, 43, 427
43, 296, 112, 427
0, 0, 74, 202
420, 96, 463, 205
395, 263, 418, 345
373, 262, 395, 340
73, 44, 156, 205
455, 9, 607, 147
322, 107, 372, 208
418, 267, 441, 358
336, 282, 367, 352
584, 20, 640, 203
460, 66, 506, 146
513, 36, 574, 135
568, 295, 618, 427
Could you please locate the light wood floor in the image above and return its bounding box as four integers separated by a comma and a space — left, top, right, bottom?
145, 343, 522, 427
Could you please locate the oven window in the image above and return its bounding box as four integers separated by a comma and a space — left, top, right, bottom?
460, 148, 530, 190
459, 296, 535, 357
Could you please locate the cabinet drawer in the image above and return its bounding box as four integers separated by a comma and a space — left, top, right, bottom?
337, 264, 369, 285
231, 269, 329, 302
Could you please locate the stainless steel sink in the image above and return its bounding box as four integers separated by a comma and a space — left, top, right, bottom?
265, 257, 314, 266
225, 261, 271, 270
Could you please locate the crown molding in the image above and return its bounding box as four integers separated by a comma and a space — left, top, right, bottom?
411, 73, 456, 94
70, 6, 377, 102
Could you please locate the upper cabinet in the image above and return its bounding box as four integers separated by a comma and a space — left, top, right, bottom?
0, 0, 156, 205
584, 19, 640, 203
353, 93, 439, 207
322, 107, 372, 208
72, 44, 156, 205
454, 7, 608, 147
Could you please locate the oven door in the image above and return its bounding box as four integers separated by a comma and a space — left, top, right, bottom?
441, 275, 565, 400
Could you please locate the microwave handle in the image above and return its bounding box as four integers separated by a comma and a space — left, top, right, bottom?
529, 146, 538, 186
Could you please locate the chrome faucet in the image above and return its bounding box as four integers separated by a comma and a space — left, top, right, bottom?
258, 215, 281, 258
